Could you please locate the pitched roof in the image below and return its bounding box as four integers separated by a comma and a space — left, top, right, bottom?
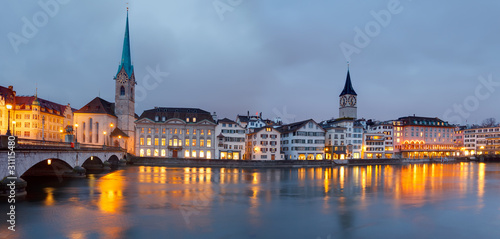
110, 127, 129, 138
116, 11, 134, 77
74, 97, 116, 116
0, 85, 15, 104
217, 118, 236, 124
397, 116, 453, 127
137, 107, 215, 123
279, 119, 324, 133
340, 69, 357, 96
16, 96, 68, 115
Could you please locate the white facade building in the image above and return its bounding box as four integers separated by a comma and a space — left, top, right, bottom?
279, 119, 326, 160
135, 107, 216, 159
215, 118, 246, 160
245, 126, 283, 160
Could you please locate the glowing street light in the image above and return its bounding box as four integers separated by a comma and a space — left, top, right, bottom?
74, 123, 78, 143
6, 104, 12, 136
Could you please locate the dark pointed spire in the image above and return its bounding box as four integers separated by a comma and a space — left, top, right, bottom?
116, 10, 133, 77
339, 66, 357, 96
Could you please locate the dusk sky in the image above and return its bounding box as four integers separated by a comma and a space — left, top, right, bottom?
2, 0, 499, 125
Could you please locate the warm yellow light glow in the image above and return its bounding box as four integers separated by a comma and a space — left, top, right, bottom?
47, 159, 52, 165
6, 104, 12, 110
59, 129, 63, 133
91, 156, 94, 160
110, 123, 114, 127
103, 131, 107, 135
75, 123, 78, 127
12, 121, 16, 124
118, 135, 122, 139
254, 146, 260, 152
480, 146, 485, 150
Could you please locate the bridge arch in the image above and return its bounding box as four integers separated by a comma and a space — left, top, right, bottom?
22, 158, 73, 177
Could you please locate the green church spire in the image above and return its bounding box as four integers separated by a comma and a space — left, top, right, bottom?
117, 11, 133, 77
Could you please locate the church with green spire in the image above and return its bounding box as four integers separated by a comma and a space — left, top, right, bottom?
74, 11, 136, 154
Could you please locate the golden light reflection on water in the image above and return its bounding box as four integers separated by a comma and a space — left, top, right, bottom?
97, 170, 125, 214
44, 187, 55, 206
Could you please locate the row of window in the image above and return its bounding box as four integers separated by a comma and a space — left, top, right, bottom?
139, 137, 212, 147
139, 149, 212, 158
221, 129, 245, 134
140, 127, 211, 135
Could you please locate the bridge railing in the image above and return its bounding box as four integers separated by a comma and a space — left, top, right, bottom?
16, 138, 125, 152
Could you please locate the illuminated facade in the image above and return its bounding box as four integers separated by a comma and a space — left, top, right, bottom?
215, 118, 246, 160
463, 125, 500, 156
393, 116, 456, 159
321, 118, 363, 159
135, 107, 216, 159
279, 119, 326, 160
1, 85, 73, 141
323, 126, 347, 160
245, 126, 283, 160
363, 122, 394, 159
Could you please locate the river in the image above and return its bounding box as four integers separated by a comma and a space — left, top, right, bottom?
1, 162, 500, 239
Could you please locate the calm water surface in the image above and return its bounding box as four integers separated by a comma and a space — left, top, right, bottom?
2, 162, 500, 239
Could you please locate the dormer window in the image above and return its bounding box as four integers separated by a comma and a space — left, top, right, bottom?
193, 117, 196, 122
155, 116, 159, 121
186, 118, 190, 122
162, 116, 166, 121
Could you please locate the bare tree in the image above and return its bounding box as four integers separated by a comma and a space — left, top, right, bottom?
482, 118, 497, 127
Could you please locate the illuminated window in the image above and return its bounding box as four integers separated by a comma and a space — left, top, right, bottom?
201, 129, 204, 135
266, 128, 271, 132
147, 137, 151, 145
161, 138, 166, 146
207, 140, 211, 148
154, 149, 159, 156
200, 140, 205, 147
140, 138, 144, 145
200, 151, 205, 158
162, 129, 166, 134
192, 150, 197, 158
169, 139, 172, 146
185, 139, 190, 146
186, 118, 190, 122
147, 149, 151, 156
170, 129, 173, 134
193, 118, 196, 122
208, 130, 211, 135
186, 129, 190, 135
206, 151, 211, 159
174, 129, 178, 134
193, 129, 197, 135
155, 138, 159, 146
140, 149, 144, 157
192, 139, 197, 146
173, 139, 178, 146
161, 149, 166, 157
148, 128, 151, 134
185, 150, 190, 158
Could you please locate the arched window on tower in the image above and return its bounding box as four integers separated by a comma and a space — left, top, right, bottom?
120, 86, 125, 96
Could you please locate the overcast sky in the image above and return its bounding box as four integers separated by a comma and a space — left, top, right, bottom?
2, 0, 499, 125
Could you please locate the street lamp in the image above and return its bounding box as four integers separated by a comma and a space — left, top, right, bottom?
12, 121, 16, 136
6, 104, 12, 136
74, 123, 78, 143
103, 131, 107, 146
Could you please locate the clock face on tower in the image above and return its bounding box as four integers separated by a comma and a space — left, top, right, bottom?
117, 73, 127, 84
348, 95, 357, 106
340, 96, 347, 107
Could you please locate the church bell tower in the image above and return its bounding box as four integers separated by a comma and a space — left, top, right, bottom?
114, 10, 136, 153
339, 66, 357, 119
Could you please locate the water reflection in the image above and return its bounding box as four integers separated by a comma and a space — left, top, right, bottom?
6, 162, 499, 239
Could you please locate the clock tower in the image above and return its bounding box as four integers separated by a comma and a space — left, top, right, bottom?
114, 11, 136, 153
339, 67, 357, 119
